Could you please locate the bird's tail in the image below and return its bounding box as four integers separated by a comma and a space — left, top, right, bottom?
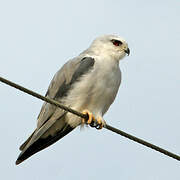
16, 121, 74, 165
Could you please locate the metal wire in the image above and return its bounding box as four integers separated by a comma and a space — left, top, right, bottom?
0, 76, 180, 161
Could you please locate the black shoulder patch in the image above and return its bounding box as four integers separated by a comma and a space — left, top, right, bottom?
70, 57, 95, 84
54, 80, 71, 99
54, 57, 95, 99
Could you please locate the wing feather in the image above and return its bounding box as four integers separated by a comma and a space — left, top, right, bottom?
16, 56, 95, 164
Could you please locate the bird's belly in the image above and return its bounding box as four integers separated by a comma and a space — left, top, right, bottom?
87, 71, 120, 115
64, 64, 121, 127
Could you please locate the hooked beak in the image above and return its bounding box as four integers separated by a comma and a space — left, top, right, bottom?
124, 48, 130, 56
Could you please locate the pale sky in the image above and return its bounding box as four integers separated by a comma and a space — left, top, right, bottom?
0, 0, 180, 179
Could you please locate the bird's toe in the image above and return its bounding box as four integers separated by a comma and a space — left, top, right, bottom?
96, 116, 106, 129
82, 109, 95, 124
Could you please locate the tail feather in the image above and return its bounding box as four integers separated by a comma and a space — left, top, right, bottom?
16, 123, 74, 165
19, 131, 35, 151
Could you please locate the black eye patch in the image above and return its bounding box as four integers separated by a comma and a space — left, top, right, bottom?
111, 39, 123, 46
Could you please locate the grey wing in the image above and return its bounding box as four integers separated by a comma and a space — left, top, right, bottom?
36, 59, 81, 129
19, 59, 81, 151
16, 56, 95, 165
37, 56, 95, 128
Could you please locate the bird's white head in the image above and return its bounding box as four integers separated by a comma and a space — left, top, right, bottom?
90, 34, 130, 61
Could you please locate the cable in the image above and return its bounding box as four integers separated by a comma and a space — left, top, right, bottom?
105, 125, 180, 161
0, 76, 87, 119
0, 76, 180, 161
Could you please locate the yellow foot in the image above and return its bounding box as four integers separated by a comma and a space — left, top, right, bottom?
82, 110, 95, 124
96, 116, 105, 129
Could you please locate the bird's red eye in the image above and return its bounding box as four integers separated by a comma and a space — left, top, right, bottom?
111, 39, 122, 46
113, 41, 120, 46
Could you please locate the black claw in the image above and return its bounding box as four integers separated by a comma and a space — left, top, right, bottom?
95, 124, 102, 130
90, 121, 97, 128
89, 121, 102, 129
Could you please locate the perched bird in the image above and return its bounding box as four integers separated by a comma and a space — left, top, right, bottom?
16, 34, 130, 165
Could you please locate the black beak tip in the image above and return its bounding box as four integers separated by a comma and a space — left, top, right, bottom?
125, 48, 130, 56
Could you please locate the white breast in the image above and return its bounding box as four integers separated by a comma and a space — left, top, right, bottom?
64, 57, 121, 127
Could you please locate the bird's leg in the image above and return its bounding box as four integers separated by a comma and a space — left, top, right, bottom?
82, 110, 95, 124
82, 110, 105, 130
